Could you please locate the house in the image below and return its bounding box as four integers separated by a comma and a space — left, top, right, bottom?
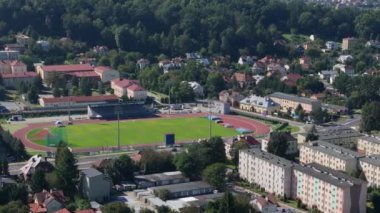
239, 95, 280, 115
185, 52, 201, 60
292, 163, 366, 213
111, 79, 147, 100
281, 73, 302, 87
325, 41, 340, 50
36, 40, 50, 51
252, 61, 266, 74
266, 63, 286, 77
20, 155, 54, 179
15, 33, 31, 46
94, 66, 119, 83
0, 50, 19, 60
31, 190, 68, 213
218, 90, 244, 107
310, 93, 326, 101
54, 208, 70, 213
39, 95, 119, 108
261, 132, 298, 155
78, 168, 111, 202
35, 64, 94, 82
333, 64, 355, 75
212, 56, 230, 66
365, 40, 380, 49
135, 171, 189, 188
0, 60, 27, 74
147, 181, 214, 199
159, 58, 184, 73
337, 54, 353, 64
238, 56, 256, 66
79, 58, 97, 66
188, 81, 204, 97
268, 92, 321, 113
1, 72, 38, 88
239, 149, 293, 197
137, 58, 150, 69
252, 195, 279, 213
299, 56, 311, 70
342, 37, 357, 50
232, 72, 254, 88
4, 43, 25, 52
225, 135, 261, 159
92, 46, 109, 56
318, 70, 338, 83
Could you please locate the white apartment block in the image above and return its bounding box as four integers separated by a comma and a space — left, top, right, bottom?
357, 136, 380, 155
359, 155, 380, 188
292, 163, 367, 213
299, 141, 364, 174
239, 149, 293, 197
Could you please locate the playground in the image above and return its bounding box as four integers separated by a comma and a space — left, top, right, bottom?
14, 114, 271, 152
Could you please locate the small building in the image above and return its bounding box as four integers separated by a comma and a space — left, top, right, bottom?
31, 190, 68, 213
20, 155, 54, 180
261, 132, 298, 155
147, 181, 214, 199
281, 73, 302, 87
365, 40, 380, 49
137, 58, 150, 69
251, 195, 279, 213
232, 72, 254, 88
78, 168, 111, 202
1, 72, 38, 88
337, 55, 353, 64
268, 92, 321, 113
94, 66, 119, 83
111, 79, 147, 100
225, 135, 260, 159
325, 41, 340, 51
36, 40, 50, 51
342, 37, 357, 50
359, 155, 380, 188
39, 95, 119, 108
188, 81, 204, 97
135, 171, 189, 188
239, 95, 279, 115
15, 33, 31, 46
218, 90, 244, 108
318, 70, 338, 84
299, 56, 311, 70
238, 56, 256, 66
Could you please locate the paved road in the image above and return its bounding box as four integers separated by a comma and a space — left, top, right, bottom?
8, 152, 130, 175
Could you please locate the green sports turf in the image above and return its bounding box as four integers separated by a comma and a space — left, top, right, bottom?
28, 117, 238, 148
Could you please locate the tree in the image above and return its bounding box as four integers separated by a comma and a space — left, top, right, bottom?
178, 82, 195, 102
30, 169, 49, 193
229, 141, 250, 165
206, 72, 226, 98
0, 201, 28, 213
267, 132, 289, 158
294, 104, 305, 121
202, 163, 226, 191
310, 107, 330, 125
369, 189, 380, 212
205, 192, 250, 213
105, 154, 135, 184
139, 149, 176, 174
361, 102, 380, 133
55, 142, 78, 197
79, 78, 92, 96
101, 202, 133, 213
27, 86, 39, 104
33, 75, 44, 92
154, 189, 172, 201
0, 86, 6, 101
53, 85, 61, 97
0, 161, 9, 176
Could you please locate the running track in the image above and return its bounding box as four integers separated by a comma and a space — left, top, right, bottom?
12, 113, 270, 153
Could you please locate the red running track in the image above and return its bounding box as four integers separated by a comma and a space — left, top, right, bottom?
12, 113, 270, 153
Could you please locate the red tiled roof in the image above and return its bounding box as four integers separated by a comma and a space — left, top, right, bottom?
1, 72, 38, 78
76, 210, 95, 213
67, 71, 100, 78
94, 66, 114, 74
283, 73, 302, 87
112, 79, 139, 88
127, 84, 145, 91
41, 95, 119, 104
41, 64, 93, 72
54, 208, 70, 213
29, 203, 47, 213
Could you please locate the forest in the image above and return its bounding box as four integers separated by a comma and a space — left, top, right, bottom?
0, 0, 380, 59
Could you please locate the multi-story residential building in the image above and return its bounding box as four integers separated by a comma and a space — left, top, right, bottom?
1, 72, 38, 88
292, 163, 367, 213
261, 132, 298, 155
359, 155, 380, 188
111, 79, 147, 100
268, 92, 321, 113
239, 149, 293, 197
0, 50, 20, 60
299, 141, 364, 174
297, 126, 363, 149
357, 136, 380, 155
0, 60, 27, 74
94, 66, 119, 83
342, 37, 357, 50
239, 95, 280, 115
36, 64, 94, 81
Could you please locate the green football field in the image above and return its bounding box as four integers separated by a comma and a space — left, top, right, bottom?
27, 117, 238, 148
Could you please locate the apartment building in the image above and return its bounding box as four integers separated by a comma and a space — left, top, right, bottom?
292, 163, 367, 213
239, 95, 280, 115
359, 155, 380, 188
268, 92, 321, 113
111, 79, 147, 100
299, 141, 364, 174
239, 149, 293, 197
357, 136, 380, 155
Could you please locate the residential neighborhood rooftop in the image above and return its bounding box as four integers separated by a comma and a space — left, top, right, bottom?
304, 140, 364, 160
40, 95, 119, 104
240, 149, 293, 168
360, 155, 380, 167
41, 64, 93, 72
268, 92, 320, 105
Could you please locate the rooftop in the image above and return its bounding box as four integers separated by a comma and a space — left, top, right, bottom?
135, 171, 186, 183
302, 140, 364, 160
148, 181, 213, 193
269, 92, 320, 105
240, 149, 293, 168
41, 64, 93, 72
81, 168, 103, 178
294, 163, 366, 188
67, 71, 100, 78
360, 155, 380, 167
111, 79, 139, 88
359, 136, 380, 145
318, 126, 362, 140
240, 95, 278, 108
1, 72, 38, 78
94, 66, 115, 74
41, 95, 119, 104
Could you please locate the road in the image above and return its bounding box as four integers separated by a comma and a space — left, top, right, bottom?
8, 152, 131, 175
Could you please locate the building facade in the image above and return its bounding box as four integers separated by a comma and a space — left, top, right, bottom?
292, 163, 366, 213
359, 155, 380, 188
239, 95, 280, 115
239, 149, 293, 197
111, 79, 147, 100
357, 136, 380, 155
39, 95, 119, 108
1, 72, 38, 88
299, 141, 363, 174
268, 92, 321, 113
0, 50, 19, 60
79, 168, 111, 202
342, 37, 357, 50
94, 66, 120, 83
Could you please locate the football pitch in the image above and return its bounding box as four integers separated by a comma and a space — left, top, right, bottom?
27, 117, 238, 148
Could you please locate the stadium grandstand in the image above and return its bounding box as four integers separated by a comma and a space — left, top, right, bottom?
87, 102, 155, 120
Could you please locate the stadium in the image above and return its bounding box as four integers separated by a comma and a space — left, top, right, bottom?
13, 103, 270, 153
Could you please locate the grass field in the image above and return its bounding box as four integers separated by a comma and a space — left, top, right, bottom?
27, 117, 238, 148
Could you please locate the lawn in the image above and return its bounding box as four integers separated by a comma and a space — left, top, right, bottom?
28, 117, 238, 148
